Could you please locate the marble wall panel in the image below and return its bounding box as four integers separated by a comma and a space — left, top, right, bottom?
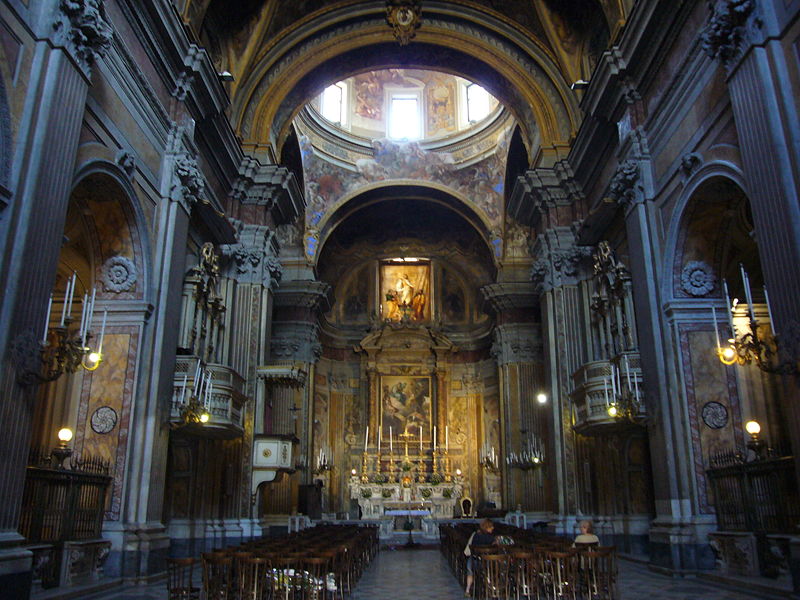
75, 329, 139, 520
681, 326, 743, 513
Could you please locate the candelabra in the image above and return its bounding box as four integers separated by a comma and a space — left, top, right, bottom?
602, 355, 643, 424
479, 444, 499, 473
442, 450, 453, 482
173, 362, 212, 427
360, 451, 369, 483
21, 275, 108, 385
507, 431, 544, 470
313, 448, 332, 474
712, 267, 798, 375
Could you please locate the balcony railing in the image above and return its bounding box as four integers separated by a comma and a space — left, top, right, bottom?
171, 356, 247, 439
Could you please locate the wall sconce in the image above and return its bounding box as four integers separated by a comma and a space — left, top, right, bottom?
711, 267, 798, 375
536, 393, 547, 405
22, 275, 108, 385
479, 444, 499, 473
52, 427, 74, 469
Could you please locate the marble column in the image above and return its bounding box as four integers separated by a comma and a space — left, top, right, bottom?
0, 2, 111, 593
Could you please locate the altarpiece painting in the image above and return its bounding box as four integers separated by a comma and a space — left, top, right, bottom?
380, 262, 430, 323
380, 375, 432, 440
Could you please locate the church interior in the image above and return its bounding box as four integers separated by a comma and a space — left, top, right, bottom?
1, 0, 800, 598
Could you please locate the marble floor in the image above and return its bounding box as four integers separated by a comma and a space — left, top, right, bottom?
76, 548, 789, 600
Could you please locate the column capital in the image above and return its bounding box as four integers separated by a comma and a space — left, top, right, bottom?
701, 0, 758, 68
530, 228, 593, 293
53, 0, 113, 74
507, 160, 584, 229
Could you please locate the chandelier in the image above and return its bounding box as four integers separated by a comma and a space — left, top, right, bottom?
313, 447, 333, 474
712, 266, 798, 375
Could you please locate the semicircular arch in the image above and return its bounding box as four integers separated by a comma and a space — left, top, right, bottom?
314, 182, 498, 269
232, 6, 579, 161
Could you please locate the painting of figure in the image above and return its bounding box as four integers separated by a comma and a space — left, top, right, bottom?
381, 375, 432, 439
381, 262, 430, 323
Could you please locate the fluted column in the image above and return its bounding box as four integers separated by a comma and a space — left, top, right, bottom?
0, 2, 111, 591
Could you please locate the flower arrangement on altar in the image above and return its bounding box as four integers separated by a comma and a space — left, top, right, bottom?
372, 473, 388, 484
442, 488, 453, 498
361, 489, 372, 498
429, 472, 443, 485
420, 488, 432, 498
381, 488, 393, 498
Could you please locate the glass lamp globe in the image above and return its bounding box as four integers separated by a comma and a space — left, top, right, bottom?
57, 427, 73, 443
536, 393, 547, 404
745, 420, 761, 437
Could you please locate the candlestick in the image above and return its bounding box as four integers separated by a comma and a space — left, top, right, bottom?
42, 293, 53, 344
740, 264, 756, 323
64, 272, 76, 324
364, 425, 369, 452
433, 426, 437, 452
764, 285, 776, 335
624, 355, 631, 390
378, 426, 382, 451
98, 309, 107, 354
78, 292, 88, 343
604, 377, 609, 406
723, 279, 735, 338
389, 426, 393, 453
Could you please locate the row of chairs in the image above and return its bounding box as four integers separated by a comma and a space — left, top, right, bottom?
440, 524, 618, 600
167, 524, 379, 600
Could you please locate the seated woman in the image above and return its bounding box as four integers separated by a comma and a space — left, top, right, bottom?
464, 519, 498, 596
574, 519, 600, 546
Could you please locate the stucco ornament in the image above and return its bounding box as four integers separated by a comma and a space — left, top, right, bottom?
701, 0, 756, 64
173, 155, 204, 206
102, 255, 137, 292
681, 261, 715, 297
54, 0, 113, 70
607, 160, 641, 206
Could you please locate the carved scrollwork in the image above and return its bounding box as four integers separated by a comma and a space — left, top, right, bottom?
607, 160, 642, 206
173, 155, 204, 207
54, 0, 113, 71
386, 1, 422, 45
701, 0, 756, 64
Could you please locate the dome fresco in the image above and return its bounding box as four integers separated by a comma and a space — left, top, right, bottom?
310, 69, 500, 142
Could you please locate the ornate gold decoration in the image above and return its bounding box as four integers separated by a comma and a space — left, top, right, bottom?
386, 1, 421, 45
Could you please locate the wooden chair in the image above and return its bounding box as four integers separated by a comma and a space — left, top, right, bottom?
301, 556, 334, 600
167, 557, 200, 600
202, 553, 233, 600
476, 554, 511, 600
509, 550, 538, 600
581, 547, 617, 600
543, 550, 577, 600
239, 556, 270, 600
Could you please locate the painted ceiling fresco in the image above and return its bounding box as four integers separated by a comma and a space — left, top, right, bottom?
300, 128, 512, 262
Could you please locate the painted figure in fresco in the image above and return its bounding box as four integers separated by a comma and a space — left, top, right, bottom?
412, 289, 426, 320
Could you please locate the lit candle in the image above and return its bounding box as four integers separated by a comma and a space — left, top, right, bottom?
364, 425, 369, 452
98, 309, 107, 354
433, 426, 437, 451
711, 305, 721, 349
634, 375, 639, 402
740, 264, 756, 323
378, 426, 381, 450
764, 285, 776, 335
445, 426, 449, 452
419, 426, 422, 452
59, 278, 70, 327
88, 287, 96, 333
723, 279, 735, 338
42, 293, 53, 344
604, 377, 609, 406
389, 426, 393, 453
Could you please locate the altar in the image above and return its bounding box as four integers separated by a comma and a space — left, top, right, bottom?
348, 479, 462, 522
